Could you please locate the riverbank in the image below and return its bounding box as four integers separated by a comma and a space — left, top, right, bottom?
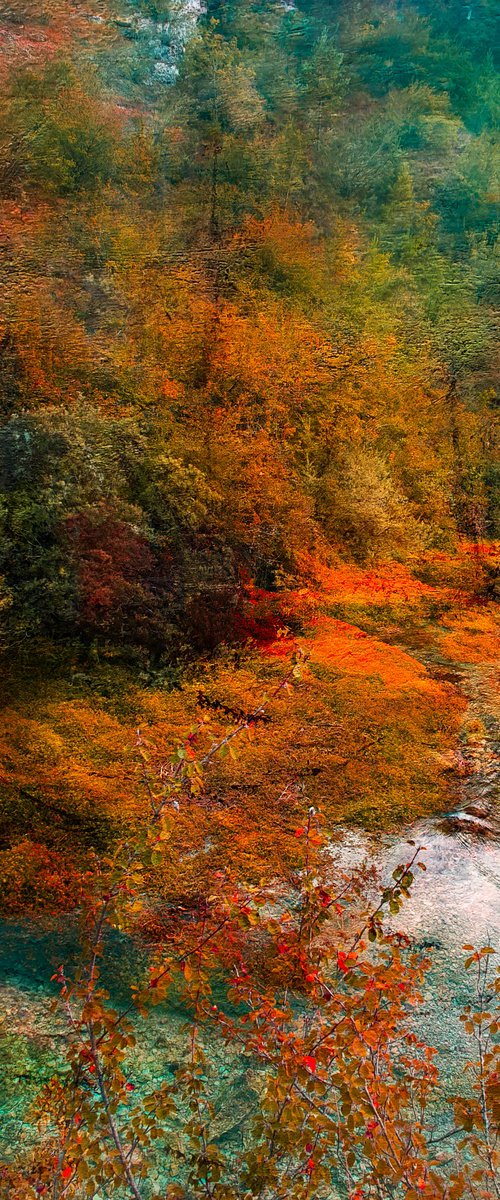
0, 543, 499, 1173
0, 545, 498, 914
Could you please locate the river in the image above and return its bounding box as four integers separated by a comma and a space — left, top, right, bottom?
1, 654, 499, 1161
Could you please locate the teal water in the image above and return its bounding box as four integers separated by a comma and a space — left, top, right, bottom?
0, 922, 255, 1163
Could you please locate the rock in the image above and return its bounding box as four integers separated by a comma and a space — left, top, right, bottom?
463, 803, 490, 820
434, 750, 469, 776
443, 813, 496, 837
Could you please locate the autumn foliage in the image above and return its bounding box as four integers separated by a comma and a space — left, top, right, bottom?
0, 0, 499, 1195
3, 683, 498, 1200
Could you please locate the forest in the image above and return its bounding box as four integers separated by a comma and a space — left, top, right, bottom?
0, 0, 499, 1197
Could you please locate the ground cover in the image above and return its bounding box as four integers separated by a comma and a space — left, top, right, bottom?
3, 545, 496, 917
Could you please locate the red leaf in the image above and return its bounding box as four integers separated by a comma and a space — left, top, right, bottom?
303, 1055, 316, 1072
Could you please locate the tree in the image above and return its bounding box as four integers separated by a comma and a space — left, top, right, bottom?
173, 25, 265, 236
5, 60, 116, 198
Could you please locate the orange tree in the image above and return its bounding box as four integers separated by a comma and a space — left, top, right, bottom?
1, 653, 498, 1200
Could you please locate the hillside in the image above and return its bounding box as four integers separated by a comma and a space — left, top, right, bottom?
0, 7, 499, 1196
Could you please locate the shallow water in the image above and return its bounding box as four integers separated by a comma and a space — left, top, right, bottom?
0, 924, 254, 1160
330, 657, 500, 1083
334, 660, 500, 954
